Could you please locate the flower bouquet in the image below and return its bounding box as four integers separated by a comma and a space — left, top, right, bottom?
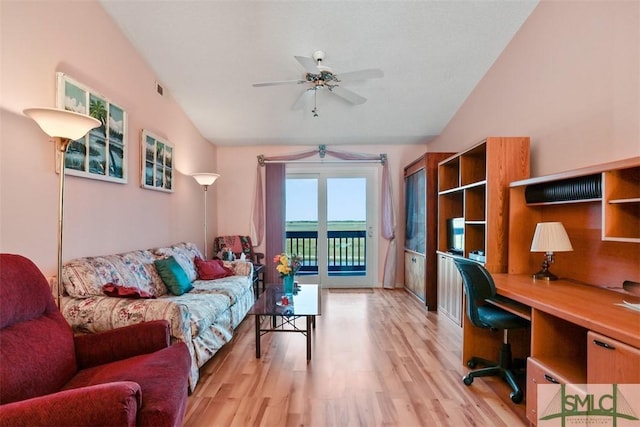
273, 253, 302, 298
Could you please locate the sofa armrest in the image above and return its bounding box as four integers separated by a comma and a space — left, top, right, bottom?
0, 382, 141, 427
74, 320, 170, 369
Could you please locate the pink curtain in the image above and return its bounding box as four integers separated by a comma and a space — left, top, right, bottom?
251, 146, 396, 288
264, 163, 286, 284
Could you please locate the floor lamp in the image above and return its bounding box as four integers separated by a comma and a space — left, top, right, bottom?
192, 173, 220, 259
24, 108, 100, 308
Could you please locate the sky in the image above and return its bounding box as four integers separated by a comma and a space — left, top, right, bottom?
286, 177, 366, 221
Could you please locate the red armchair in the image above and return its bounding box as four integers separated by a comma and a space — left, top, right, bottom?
0, 254, 191, 427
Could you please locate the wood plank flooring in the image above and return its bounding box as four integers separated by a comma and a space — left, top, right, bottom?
184, 288, 527, 427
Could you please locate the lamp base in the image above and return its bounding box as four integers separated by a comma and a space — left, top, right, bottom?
533, 269, 558, 281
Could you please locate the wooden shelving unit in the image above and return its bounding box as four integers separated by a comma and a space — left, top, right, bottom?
503, 156, 640, 425
508, 156, 640, 287
436, 137, 530, 325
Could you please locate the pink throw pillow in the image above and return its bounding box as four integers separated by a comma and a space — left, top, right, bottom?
194, 257, 234, 280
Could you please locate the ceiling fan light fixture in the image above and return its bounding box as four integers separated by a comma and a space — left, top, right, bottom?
252, 50, 383, 116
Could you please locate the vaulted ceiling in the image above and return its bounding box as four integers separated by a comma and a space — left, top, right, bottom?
99, 0, 539, 147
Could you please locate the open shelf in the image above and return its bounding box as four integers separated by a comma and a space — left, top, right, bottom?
603, 166, 640, 242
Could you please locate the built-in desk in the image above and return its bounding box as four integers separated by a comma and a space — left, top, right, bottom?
463, 274, 640, 424
493, 274, 640, 349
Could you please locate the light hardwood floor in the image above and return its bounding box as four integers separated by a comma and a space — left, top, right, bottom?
184, 288, 527, 427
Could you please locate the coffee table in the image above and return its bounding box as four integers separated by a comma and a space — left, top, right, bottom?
247, 283, 321, 360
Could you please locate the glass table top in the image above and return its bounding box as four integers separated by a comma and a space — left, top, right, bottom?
248, 284, 321, 316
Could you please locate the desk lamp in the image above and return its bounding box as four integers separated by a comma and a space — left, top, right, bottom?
530, 222, 573, 281
192, 173, 220, 259
24, 107, 101, 308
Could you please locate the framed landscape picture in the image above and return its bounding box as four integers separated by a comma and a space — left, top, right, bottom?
141, 130, 174, 193
55, 72, 127, 183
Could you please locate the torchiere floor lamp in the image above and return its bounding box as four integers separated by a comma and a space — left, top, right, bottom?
24, 107, 100, 308
191, 173, 220, 259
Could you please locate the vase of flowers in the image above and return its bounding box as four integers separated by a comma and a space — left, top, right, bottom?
274, 252, 302, 297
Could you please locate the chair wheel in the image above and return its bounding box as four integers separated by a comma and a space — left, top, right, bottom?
510, 390, 523, 403
462, 374, 474, 386
467, 360, 477, 369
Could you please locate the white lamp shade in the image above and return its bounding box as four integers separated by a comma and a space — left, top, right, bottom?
24, 108, 100, 140
192, 173, 220, 186
530, 222, 573, 252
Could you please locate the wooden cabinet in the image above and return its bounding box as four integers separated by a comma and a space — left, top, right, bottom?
587, 331, 640, 384
436, 253, 462, 326
437, 137, 530, 273
436, 137, 529, 325
403, 152, 452, 309
508, 157, 640, 287
526, 329, 640, 425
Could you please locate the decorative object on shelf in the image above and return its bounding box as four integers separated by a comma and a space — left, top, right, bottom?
273, 252, 302, 296
192, 173, 220, 259
530, 222, 573, 281
23, 107, 100, 308
142, 130, 175, 192
56, 72, 127, 183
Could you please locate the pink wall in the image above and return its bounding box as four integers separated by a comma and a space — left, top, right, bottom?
215, 144, 427, 286
0, 0, 218, 276
429, 0, 639, 177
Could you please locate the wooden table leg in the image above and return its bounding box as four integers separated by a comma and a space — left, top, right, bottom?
255, 315, 261, 358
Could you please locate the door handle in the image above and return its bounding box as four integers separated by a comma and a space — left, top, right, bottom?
368, 226, 373, 238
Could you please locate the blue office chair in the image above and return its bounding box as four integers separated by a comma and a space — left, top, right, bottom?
453, 257, 530, 403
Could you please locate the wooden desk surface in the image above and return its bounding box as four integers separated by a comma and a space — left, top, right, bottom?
492, 274, 640, 349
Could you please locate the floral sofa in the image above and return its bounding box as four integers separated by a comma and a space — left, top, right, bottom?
59, 242, 254, 391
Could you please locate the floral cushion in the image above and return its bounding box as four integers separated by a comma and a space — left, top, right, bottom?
152, 242, 202, 282
62, 250, 167, 298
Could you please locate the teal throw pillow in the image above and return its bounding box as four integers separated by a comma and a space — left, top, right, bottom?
154, 256, 193, 296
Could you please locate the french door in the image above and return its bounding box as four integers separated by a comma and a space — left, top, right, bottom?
285, 166, 378, 288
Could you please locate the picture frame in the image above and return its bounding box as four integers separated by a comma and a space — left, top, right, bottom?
141, 130, 174, 193
55, 72, 127, 183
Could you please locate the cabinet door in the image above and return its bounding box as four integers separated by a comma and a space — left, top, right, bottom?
587, 331, 640, 383
437, 254, 462, 326
404, 251, 425, 301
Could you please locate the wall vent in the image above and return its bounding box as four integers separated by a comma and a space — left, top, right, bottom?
525, 173, 602, 204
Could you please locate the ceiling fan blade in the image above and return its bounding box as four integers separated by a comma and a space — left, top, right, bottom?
328, 86, 367, 105
292, 89, 314, 110
335, 68, 384, 82
252, 80, 304, 87
294, 56, 319, 74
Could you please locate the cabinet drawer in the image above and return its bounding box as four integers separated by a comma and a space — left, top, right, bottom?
587, 331, 640, 384
526, 357, 577, 425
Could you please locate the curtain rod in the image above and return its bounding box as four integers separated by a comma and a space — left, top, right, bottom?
260, 159, 384, 165
257, 147, 387, 166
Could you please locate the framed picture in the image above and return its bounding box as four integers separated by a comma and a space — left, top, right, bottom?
141, 130, 174, 193
55, 72, 127, 183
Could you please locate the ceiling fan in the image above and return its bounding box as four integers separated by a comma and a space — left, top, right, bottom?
252, 50, 384, 117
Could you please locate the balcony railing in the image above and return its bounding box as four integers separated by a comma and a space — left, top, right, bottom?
285, 230, 366, 276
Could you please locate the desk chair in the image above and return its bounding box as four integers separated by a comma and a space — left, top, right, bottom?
453, 258, 530, 403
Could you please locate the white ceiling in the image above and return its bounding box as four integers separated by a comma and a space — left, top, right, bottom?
99, 0, 539, 147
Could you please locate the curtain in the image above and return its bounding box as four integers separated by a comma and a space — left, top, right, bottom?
251, 146, 397, 288
264, 163, 286, 284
